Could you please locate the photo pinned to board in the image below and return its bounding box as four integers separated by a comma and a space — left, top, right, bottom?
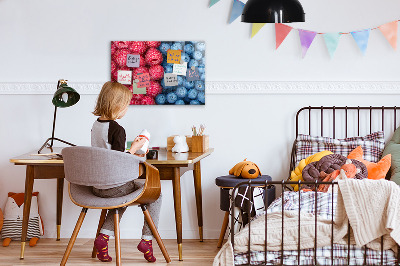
111, 41, 205, 105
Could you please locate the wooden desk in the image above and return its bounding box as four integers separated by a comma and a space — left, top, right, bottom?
10, 147, 213, 261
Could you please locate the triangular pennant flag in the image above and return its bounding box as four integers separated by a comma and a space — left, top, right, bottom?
251, 23, 266, 38
298, 29, 317, 58
209, 0, 220, 7
351, 29, 370, 55
275, 23, 293, 49
229, 0, 245, 24
378, 21, 398, 50
323, 33, 341, 58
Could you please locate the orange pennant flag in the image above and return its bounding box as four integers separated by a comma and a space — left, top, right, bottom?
378, 21, 398, 50
275, 23, 293, 49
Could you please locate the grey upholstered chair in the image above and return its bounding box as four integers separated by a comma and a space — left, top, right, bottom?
60, 146, 171, 265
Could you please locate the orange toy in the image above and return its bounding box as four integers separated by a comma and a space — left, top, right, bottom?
229, 159, 261, 179
317, 162, 359, 192
348, 146, 391, 180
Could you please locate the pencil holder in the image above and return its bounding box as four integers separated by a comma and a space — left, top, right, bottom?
191, 135, 209, 153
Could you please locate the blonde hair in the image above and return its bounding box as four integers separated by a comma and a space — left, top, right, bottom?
93, 81, 133, 120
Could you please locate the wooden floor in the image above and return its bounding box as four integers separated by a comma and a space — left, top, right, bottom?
0, 239, 221, 265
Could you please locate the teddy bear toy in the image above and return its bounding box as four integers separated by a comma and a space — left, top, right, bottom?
229, 159, 261, 179
1, 192, 43, 247
172, 135, 189, 153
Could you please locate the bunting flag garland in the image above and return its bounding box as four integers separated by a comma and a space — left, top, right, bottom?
209, 0, 220, 7
323, 33, 341, 58
298, 30, 317, 58
229, 0, 245, 24
251, 23, 266, 38
378, 21, 398, 50
275, 23, 293, 49
351, 29, 370, 55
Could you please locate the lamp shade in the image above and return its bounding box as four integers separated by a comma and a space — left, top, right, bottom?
241, 0, 305, 23
52, 84, 80, 108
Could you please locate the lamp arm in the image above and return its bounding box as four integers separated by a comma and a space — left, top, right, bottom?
50, 105, 57, 148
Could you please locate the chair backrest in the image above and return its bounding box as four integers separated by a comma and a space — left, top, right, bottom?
62, 146, 145, 187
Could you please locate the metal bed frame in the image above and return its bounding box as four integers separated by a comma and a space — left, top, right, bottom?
230, 106, 400, 266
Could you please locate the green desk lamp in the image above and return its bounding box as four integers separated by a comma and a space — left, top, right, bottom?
38, 79, 80, 154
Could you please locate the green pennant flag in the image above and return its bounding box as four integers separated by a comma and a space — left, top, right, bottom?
209, 0, 221, 7
251, 23, 266, 38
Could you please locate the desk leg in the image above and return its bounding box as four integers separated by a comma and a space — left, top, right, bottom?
172, 167, 183, 261
20, 165, 34, 259
193, 161, 203, 242
56, 178, 64, 241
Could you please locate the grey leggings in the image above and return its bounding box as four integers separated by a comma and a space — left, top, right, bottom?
92, 180, 162, 240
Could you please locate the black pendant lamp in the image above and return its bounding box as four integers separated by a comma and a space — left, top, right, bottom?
241, 0, 305, 23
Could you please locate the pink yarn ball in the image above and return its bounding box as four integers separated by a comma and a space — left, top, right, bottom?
146, 81, 162, 97
129, 41, 148, 54
132, 66, 149, 80
113, 49, 130, 67
130, 99, 142, 105
149, 65, 164, 80
111, 44, 117, 55
145, 48, 163, 66
146, 41, 161, 48
131, 94, 145, 101
114, 41, 130, 49
111, 61, 117, 73
141, 96, 155, 105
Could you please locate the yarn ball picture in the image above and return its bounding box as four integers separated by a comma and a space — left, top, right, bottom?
111, 40, 206, 105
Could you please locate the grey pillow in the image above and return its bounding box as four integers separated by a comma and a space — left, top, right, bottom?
382, 126, 400, 184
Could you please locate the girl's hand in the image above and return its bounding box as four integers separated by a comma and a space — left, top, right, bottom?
129, 137, 147, 154
134, 148, 149, 157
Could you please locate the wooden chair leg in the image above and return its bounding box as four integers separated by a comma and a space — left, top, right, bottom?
217, 211, 230, 248
60, 208, 88, 266
141, 205, 171, 263
91, 209, 108, 258
114, 210, 121, 266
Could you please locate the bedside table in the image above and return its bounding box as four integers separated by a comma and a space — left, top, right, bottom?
215, 175, 275, 248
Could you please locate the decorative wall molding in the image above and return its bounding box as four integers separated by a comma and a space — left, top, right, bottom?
0, 81, 399, 95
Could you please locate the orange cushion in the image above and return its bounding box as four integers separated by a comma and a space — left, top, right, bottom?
347, 146, 391, 180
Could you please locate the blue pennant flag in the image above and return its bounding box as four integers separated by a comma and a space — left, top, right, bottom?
323, 33, 341, 58
351, 29, 371, 55
209, 0, 221, 7
229, 0, 245, 24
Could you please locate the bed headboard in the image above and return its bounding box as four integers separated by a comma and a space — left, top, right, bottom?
290, 106, 400, 179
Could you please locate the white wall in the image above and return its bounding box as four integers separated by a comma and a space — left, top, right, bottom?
1, 0, 400, 240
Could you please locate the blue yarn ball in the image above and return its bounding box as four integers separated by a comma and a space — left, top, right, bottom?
164, 65, 173, 73
155, 94, 166, 105
166, 92, 178, 104
188, 89, 198, 99
197, 64, 205, 74
194, 81, 205, 91
181, 52, 190, 63
188, 59, 199, 68
200, 57, 206, 65
184, 43, 195, 55
184, 80, 195, 89
195, 42, 206, 52
193, 51, 203, 61
175, 99, 185, 105
177, 75, 184, 86
175, 86, 188, 98
171, 42, 183, 51
162, 61, 173, 68
200, 73, 206, 81
197, 91, 205, 104
190, 100, 200, 105
159, 43, 171, 55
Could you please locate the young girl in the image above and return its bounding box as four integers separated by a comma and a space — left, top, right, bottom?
91, 81, 162, 263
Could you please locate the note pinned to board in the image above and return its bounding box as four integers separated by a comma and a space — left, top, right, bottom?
167, 49, 182, 64
164, 73, 178, 87
186, 67, 200, 81
131, 82, 146, 94
126, 54, 140, 68
136, 72, 150, 88
117, 70, 132, 84
173, 62, 187, 76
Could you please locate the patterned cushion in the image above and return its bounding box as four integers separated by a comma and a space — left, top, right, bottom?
294, 131, 385, 166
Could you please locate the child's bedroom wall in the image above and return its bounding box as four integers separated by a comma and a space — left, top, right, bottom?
1, 0, 400, 239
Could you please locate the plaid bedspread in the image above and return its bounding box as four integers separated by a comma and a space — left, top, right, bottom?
234, 191, 397, 265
